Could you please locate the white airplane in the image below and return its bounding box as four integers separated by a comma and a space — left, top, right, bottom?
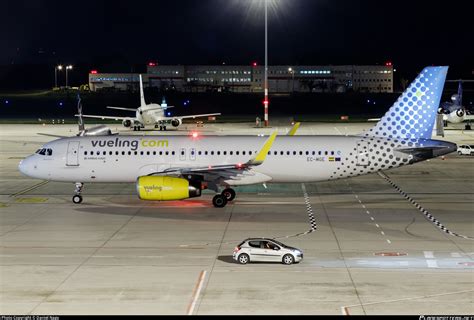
20, 66, 456, 208
79, 75, 221, 131
438, 80, 474, 127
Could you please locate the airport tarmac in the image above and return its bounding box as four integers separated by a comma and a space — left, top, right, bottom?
0, 122, 473, 315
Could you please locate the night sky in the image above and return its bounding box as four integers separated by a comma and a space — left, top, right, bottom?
2, 0, 473, 74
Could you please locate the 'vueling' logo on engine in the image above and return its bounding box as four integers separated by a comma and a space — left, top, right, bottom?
144, 185, 163, 193
91, 138, 169, 151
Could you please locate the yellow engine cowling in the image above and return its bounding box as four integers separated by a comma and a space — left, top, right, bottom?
136, 176, 201, 201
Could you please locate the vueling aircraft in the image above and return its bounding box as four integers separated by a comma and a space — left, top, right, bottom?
80, 75, 221, 131
19, 67, 456, 208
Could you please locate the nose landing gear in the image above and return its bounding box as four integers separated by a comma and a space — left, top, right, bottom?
72, 182, 83, 204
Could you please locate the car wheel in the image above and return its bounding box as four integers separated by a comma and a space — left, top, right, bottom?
282, 254, 294, 265
238, 253, 249, 265
458, 151, 462, 155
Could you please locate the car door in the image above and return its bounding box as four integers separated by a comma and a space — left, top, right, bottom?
263, 241, 283, 262
247, 240, 267, 262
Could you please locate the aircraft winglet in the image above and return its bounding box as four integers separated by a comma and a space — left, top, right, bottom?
287, 122, 301, 136
248, 131, 278, 166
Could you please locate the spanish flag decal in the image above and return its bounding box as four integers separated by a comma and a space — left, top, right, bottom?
328, 157, 335, 162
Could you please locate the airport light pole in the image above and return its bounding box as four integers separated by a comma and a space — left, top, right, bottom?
55, 65, 63, 88
288, 67, 295, 93
263, 0, 269, 127
65, 65, 73, 88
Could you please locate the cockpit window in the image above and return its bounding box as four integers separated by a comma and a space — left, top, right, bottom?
36, 148, 52, 156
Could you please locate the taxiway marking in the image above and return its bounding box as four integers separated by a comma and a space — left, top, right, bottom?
187, 270, 207, 315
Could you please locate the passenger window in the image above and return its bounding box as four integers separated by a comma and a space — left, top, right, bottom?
287, 151, 290, 155
84, 151, 88, 155
211, 151, 214, 155
128, 151, 131, 155
299, 151, 303, 155
159, 151, 163, 155
312, 151, 315, 155
236, 151, 240, 155
103, 151, 106, 155
122, 151, 125, 155
205, 151, 208, 155
280, 151, 284, 155
96, 151, 100, 155
217, 151, 221, 155
147, 151, 150, 155
267, 151, 271, 155
249, 151, 252, 155
116, 151, 119, 155
248, 241, 261, 248
229, 151, 233, 155
325, 151, 328, 155
153, 151, 156, 155
305, 151, 309, 155
165, 151, 169, 155
318, 151, 322, 155
293, 151, 297, 155
242, 151, 246, 155
198, 151, 202, 155
172, 151, 175, 155
134, 151, 138, 155
140, 151, 144, 155
331, 151, 334, 155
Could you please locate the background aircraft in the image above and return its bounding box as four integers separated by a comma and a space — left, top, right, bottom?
79, 75, 221, 131
438, 80, 474, 128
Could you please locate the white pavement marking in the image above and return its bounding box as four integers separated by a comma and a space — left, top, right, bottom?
375, 224, 380, 228
426, 260, 439, 268
386, 239, 392, 244
380, 231, 385, 236
187, 270, 207, 315
423, 251, 435, 259
39, 255, 65, 258
451, 252, 462, 258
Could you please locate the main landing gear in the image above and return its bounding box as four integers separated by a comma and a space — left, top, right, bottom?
155, 124, 167, 131
212, 188, 236, 208
72, 182, 83, 204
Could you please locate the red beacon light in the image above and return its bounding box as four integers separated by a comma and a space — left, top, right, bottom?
90, 70, 98, 74
148, 62, 156, 67
385, 61, 393, 67
191, 131, 199, 139
252, 62, 258, 67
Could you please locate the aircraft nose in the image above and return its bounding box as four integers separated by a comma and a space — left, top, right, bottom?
18, 156, 33, 177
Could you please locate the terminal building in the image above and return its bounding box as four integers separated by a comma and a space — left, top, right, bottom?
89, 64, 394, 93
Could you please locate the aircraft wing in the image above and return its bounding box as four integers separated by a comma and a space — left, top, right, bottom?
173, 113, 221, 120
75, 114, 134, 121
106, 106, 137, 112
149, 131, 277, 181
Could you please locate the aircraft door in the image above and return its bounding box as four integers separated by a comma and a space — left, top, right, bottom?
66, 141, 80, 166
356, 140, 370, 166
190, 148, 196, 161
180, 148, 186, 161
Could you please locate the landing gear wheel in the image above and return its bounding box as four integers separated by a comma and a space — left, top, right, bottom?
222, 188, 236, 201
163, 126, 167, 131
212, 194, 228, 208
155, 124, 159, 129
238, 253, 250, 265
282, 254, 294, 265
159, 126, 163, 131
72, 195, 83, 204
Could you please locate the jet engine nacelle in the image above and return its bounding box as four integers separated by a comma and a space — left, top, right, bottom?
122, 119, 132, 128
80, 125, 112, 136
171, 118, 182, 127
456, 109, 465, 118
136, 176, 201, 201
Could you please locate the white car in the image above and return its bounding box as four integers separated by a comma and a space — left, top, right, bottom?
457, 144, 474, 156
232, 238, 303, 265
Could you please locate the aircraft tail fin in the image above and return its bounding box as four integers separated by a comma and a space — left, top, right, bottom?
139, 74, 146, 107
365, 66, 448, 140
457, 81, 463, 106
